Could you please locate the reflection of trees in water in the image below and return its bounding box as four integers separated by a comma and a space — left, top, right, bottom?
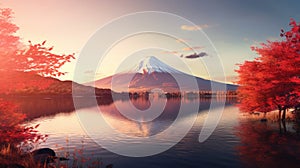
2, 96, 237, 138
130, 97, 151, 110
3, 96, 113, 120
236, 113, 300, 168
292, 111, 300, 135
4, 96, 237, 123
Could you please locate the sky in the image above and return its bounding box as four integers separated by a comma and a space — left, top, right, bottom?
1, 0, 300, 83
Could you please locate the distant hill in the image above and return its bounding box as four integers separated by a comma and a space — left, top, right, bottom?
0, 70, 113, 97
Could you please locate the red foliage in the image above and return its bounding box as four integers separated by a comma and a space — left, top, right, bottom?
0, 7, 75, 77
0, 99, 46, 146
0, 7, 73, 147
0, 7, 75, 95
0, 8, 20, 57
14, 41, 75, 77
236, 19, 300, 113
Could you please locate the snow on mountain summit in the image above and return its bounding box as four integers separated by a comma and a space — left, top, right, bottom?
133, 56, 183, 74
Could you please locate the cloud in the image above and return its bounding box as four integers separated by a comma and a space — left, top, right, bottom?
161, 51, 179, 54
175, 38, 189, 43
182, 46, 204, 51
181, 24, 210, 31
184, 52, 208, 59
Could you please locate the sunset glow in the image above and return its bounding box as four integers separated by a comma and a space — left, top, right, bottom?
0, 1, 299, 167
2, 0, 299, 83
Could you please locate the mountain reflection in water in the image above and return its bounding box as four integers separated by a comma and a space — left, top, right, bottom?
3, 96, 299, 167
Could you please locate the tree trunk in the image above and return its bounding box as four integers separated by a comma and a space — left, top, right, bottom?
278, 108, 282, 121
278, 119, 282, 134
282, 108, 286, 121
282, 119, 287, 133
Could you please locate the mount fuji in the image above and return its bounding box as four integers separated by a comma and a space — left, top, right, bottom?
133, 56, 183, 74
88, 56, 237, 92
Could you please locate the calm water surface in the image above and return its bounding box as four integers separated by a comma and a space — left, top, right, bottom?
20, 97, 299, 168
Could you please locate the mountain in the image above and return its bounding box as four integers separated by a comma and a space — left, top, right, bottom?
89, 56, 237, 92
132, 56, 183, 74
0, 70, 113, 97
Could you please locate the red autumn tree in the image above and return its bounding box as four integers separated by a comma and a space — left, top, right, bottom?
0, 7, 75, 94
0, 99, 46, 147
0, 7, 73, 150
0, 8, 75, 77
236, 19, 300, 120
0, 8, 20, 57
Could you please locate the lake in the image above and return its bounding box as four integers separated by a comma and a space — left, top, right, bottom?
13, 96, 299, 168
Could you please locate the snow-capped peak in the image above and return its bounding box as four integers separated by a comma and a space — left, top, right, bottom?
133, 56, 183, 74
